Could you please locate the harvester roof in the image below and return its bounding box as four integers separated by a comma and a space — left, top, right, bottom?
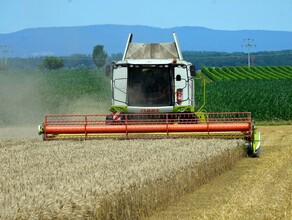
122, 33, 184, 61
125, 42, 179, 59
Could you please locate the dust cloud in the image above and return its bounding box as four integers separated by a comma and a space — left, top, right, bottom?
1, 71, 39, 117
0, 70, 110, 139
0, 71, 41, 138
59, 96, 110, 114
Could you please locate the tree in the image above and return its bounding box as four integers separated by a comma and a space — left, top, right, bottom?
43, 56, 64, 70
92, 45, 107, 68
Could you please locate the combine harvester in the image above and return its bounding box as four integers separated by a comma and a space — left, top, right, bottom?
38, 33, 260, 157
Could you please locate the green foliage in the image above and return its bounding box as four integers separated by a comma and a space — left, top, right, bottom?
93, 45, 107, 68
201, 80, 292, 121
201, 66, 292, 81
196, 66, 292, 121
43, 56, 64, 70
201, 66, 222, 81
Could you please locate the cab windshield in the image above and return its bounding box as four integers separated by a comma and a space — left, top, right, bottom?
128, 66, 173, 106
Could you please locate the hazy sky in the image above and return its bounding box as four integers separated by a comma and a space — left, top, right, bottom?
1, 0, 291, 34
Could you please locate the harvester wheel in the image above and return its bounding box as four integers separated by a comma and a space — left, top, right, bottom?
251, 145, 260, 158
41, 133, 45, 141
245, 143, 253, 157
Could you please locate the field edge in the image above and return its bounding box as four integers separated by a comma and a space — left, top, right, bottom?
96, 146, 245, 219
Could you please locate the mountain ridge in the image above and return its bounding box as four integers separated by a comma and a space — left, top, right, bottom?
1, 24, 292, 57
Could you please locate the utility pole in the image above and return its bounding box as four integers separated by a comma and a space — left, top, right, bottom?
0, 44, 13, 66
242, 38, 256, 68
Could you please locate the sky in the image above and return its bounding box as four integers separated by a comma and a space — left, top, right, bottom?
0, 0, 291, 34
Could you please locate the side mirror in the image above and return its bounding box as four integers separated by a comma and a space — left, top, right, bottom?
105, 64, 111, 78
190, 65, 196, 77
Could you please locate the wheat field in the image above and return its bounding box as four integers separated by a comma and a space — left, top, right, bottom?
0, 137, 243, 219
146, 125, 292, 220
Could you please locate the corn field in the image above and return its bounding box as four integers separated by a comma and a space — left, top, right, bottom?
0, 138, 243, 219
197, 66, 292, 121
201, 66, 292, 80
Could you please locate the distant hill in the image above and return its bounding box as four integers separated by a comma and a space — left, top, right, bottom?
1, 25, 292, 57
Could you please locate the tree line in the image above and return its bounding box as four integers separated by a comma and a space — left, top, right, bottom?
39, 45, 108, 70
184, 50, 292, 69
1, 48, 292, 71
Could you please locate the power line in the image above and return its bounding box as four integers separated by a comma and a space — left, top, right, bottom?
242, 38, 256, 67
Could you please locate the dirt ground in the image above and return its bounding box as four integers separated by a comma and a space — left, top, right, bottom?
146, 125, 292, 220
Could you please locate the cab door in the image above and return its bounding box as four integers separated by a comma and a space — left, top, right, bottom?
112, 67, 127, 105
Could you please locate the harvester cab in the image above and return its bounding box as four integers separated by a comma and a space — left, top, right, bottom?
108, 33, 196, 115
38, 33, 260, 157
